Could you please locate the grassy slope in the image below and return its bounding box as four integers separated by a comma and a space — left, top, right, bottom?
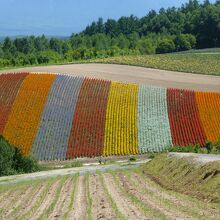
92, 53, 220, 76
142, 154, 220, 202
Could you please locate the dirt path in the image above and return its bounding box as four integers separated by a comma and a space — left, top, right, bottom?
0, 153, 218, 186
1, 64, 220, 91
170, 152, 220, 163
0, 162, 148, 185
89, 174, 118, 220
69, 176, 87, 220
102, 173, 150, 220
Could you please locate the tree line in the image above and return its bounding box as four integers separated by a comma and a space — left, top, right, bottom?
0, 0, 219, 68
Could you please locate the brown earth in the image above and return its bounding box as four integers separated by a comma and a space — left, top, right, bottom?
69, 175, 87, 220
89, 174, 118, 220
1, 63, 220, 91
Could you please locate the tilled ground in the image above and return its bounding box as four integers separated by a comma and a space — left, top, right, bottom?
0, 169, 219, 220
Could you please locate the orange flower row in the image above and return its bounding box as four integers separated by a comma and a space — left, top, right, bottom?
3, 74, 55, 155
196, 92, 220, 144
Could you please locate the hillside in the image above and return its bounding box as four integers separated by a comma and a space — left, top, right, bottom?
0, 73, 219, 161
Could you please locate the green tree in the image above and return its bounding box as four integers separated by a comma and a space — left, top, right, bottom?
156, 38, 175, 53
2, 37, 16, 55
34, 35, 49, 51
175, 34, 196, 51
137, 38, 156, 54
117, 34, 130, 49
49, 38, 63, 54
105, 19, 119, 36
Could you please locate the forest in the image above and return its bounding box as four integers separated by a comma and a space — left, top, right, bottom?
0, 0, 219, 68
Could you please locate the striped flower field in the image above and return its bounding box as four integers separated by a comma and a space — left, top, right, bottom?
0, 73, 219, 160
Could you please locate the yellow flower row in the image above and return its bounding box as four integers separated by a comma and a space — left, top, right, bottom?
103, 82, 138, 156
3, 74, 55, 155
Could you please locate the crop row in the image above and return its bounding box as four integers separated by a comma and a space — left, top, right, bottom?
0, 73, 28, 133
67, 78, 110, 158
103, 82, 138, 156
3, 74, 55, 155
138, 86, 172, 152
0, 73, 219, 160
196, 92, 220, 143
167, 89, 206, 147
32, 75, 83, 160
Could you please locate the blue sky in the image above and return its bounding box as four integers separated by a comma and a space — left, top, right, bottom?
0, 0, 216, 36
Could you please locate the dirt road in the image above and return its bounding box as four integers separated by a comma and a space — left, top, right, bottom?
170, 152, 220, 163
1, 63, 220, 91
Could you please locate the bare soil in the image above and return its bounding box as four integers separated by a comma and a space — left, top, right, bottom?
48, 178, 73, 220
5, 187, 36, 218
29, 179, 61, 220
1, 63, 220, 91
69, 176, 87, 220
102, 173, 150, 220
13, 183, 47, 219
89, 174, 118, 220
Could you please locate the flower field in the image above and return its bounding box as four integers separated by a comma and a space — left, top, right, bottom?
0, 73, 219, 160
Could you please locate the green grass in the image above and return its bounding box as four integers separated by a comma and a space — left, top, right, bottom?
92, 53, 220, 75
62, 175, 78, 219
174, 47, 220, 54
142, 154, 220, 203
85, 174, 93, 220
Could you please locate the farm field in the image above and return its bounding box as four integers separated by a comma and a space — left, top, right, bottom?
0, 166, 219, 220
0, 73, 220, 161
1, 51, 220, 77
93, 53, 220, 76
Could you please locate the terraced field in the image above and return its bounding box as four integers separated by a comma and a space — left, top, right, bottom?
0, 73, 220, 160
0, 169, 219, 220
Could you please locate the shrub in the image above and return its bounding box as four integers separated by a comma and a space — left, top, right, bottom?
175, 34, 196, 51
156, 39, 175, 53
0, 135, 16, 176
129, 156, 137, 161
168, 141, 220, 154
0, 135, 40, 176
137, 38, 156, 54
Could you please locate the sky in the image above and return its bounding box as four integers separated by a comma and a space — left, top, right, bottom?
0, 0, 216, 37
